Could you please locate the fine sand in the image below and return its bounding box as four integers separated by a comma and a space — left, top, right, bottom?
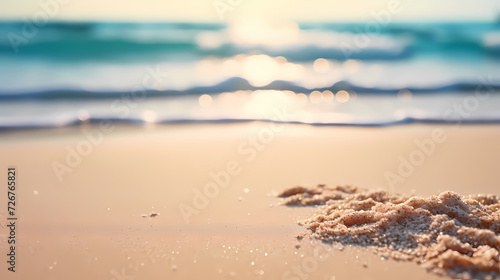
1, 123, 500, 280
280, 185, 500, 279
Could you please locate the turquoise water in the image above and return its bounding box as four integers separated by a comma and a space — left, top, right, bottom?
0, 21, 499, 129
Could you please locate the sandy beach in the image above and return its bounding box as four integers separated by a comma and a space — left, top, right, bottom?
1, 0, 499, 279
1, 123, 499, 279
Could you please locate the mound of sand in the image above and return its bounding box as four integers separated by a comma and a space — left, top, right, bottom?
279, 185, 500, 279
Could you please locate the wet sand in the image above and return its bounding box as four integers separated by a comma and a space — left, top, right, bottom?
1, 123, 500, 279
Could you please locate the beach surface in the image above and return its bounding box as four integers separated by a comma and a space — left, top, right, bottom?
1, 123, 500, 279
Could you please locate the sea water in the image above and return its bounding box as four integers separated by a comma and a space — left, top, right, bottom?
0, 21, 499, 129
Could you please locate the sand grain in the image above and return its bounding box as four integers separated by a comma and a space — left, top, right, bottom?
280, 185, 500, 279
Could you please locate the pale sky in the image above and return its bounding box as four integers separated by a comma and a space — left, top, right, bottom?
0, 0, 499, 22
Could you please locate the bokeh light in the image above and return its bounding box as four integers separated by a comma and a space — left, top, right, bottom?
77, 110, 90, 121
322, 90, 334, 102
336, 90, 350, 103
398, 89, 412, 101
142, 110, 157, 123
295, 93, 308, 106
199, 94, 213, 108
313, 58, 330, 73
309, 90, 323, 103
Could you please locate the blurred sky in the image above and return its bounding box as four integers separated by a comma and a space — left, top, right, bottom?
0, 0, 499, 22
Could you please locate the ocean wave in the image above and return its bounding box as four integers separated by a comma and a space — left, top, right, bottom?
0, 77, 498, 101
1, 21, 499, 131
1, 22, 499, 61
2, 113, 500, 132
1, 86, 500, 131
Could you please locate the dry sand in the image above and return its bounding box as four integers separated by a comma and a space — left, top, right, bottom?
0, 123, 500, 279
279, 185, 500, 279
